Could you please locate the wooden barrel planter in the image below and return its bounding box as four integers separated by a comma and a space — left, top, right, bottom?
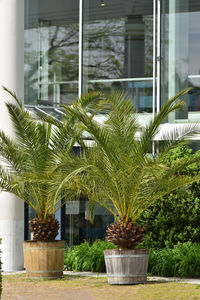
104, 248, 149, 285
23, 240, 65, 279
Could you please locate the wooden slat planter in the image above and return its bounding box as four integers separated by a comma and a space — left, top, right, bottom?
23, 240, 65, 279
104, 248, 149, 285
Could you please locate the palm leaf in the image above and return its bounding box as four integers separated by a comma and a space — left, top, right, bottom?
57, 89, 200, 223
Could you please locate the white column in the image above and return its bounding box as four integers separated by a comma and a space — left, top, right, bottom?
0, 0, 24, 271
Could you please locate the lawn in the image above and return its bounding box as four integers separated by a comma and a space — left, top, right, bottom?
2, 274, 200, 300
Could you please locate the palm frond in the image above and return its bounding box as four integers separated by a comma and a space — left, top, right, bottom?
153, 123, 200, 141
59, 88, 200, 223
2, 86, 23, 108
139, 87, 191, 153
0, 89, 85, 219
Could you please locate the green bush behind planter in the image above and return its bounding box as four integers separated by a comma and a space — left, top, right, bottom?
139, 144, 200, 249
148, 242, 200, 278
64, 240, 116, 272
65, 240, 200, 278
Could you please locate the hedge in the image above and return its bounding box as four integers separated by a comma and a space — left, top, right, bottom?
139, 144, 200, 248
65, 240, 200, 278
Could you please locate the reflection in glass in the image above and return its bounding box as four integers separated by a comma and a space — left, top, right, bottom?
24, 0, 79, 106
161, 0, 200, 122
65, 200, 114, 246
82, 0, 153, 113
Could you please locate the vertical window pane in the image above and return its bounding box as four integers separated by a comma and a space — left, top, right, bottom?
24, 0, 79, 106
161, 0, 200, 122
82, 0, 153, 113
65, 200, 114, 246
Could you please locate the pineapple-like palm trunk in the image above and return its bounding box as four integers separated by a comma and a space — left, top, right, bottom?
29, 213, 60, 241
106, 219, 145, 250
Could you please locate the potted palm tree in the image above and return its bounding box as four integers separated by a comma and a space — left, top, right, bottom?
0, 87, 101, 278
58, 89, 200, 284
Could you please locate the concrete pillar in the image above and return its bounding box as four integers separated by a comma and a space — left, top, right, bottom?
0, 0, 24, 271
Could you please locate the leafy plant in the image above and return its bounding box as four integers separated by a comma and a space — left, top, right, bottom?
58, 89, 200, 249
64, 240, 116, 272
139, 144, 200, 248
149, 242, 200, 278
0, 87, 102, 241
65, 240, 200, 277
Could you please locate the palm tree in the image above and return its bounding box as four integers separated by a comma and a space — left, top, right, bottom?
0, 87, 101, 241
56, 88, 200, 249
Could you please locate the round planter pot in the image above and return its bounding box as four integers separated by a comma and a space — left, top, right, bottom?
23, 240, 65, 279
104, 248, 149, 285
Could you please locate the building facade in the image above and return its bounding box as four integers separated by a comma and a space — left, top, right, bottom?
0, 0, 200, 271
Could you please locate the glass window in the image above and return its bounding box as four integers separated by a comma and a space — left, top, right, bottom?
24, 0, 158, 246
82, 0, 153, 113
65, 200, 114, 246
24, 0, 79, 106
161, 0, 200, 122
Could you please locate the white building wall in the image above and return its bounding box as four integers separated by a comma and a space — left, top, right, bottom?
0, 0, 24, 271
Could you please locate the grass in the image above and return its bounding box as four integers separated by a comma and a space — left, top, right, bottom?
2, 274, 200, 300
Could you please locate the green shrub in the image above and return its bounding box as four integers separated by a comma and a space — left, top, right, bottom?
64, 240, 116, 272
139, 144, 200, 248
65, 240, 200, 278
148, 242, 200, 278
